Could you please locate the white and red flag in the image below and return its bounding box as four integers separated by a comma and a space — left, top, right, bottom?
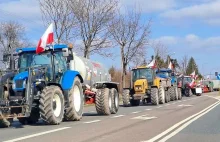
190, 71, 196, 78
36, 23, 54, 54
168, 61, 173, 69
147, 58, 156, 69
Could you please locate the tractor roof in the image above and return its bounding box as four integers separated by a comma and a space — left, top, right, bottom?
156, 68, 172, 73
16, 44, 67, 53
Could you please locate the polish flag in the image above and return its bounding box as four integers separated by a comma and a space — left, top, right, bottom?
36, 23, 54, 54
190, 71, 196, 78
168, 61, 173, 69
189, 79, 196, 88
147, 58, 156, 68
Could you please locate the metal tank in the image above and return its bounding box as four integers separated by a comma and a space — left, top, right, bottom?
69, 53, 111, 87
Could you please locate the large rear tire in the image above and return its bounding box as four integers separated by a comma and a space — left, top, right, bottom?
39, 86, 64, 125
159, 86, 165, 104
151, 88, 159, 105
178, 88, 182, 100
165, 90, 170, 103
64, 77, 84, 121
169, 87, 176, 101
111, 88, 119, 114
122, 89, 130, 107
95, 88, 113, 115
175, 87, 178, 100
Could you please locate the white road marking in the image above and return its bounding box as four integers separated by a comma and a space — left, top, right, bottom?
131, 111, 141, 114
145, 109, 152, 111
165, 104, 170, 106
141, 101, 220, 142
89, 111, 96, 113
132, 115, 157, 120
159, 101, 220, 142
182, 100, 187, 102
157, 106, 162, 108
84, 120, 101, 124
178, 104, 193, 107
3, 127, 71, 142
111, 115, 125, 118
172, 102, 176, 105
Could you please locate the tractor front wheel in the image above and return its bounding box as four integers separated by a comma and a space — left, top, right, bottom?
39, 86, 64, 125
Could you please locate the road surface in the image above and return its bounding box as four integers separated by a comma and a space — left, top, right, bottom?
0, 92, 219, 142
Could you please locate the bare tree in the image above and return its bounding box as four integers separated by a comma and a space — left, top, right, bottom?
151, 41, 168, 61
179, 55, 189, 74
68, 0, 118, 58
39, 0, 77, 44
0, 21, 29, 68
108, 9, 151, 88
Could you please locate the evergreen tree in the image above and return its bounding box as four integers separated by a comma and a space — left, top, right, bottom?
186, 57, 199, 75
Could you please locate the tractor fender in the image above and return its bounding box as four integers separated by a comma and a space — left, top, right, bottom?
61, 70, 83, 90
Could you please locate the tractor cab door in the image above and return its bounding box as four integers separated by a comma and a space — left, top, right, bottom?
54, 52, 67, 83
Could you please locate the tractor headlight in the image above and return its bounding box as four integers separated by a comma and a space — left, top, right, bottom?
12, 81, 16, 89
23, 79, 26, 88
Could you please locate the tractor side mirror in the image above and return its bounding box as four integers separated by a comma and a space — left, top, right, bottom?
62, 48, 69, 57
3, 54, 9, 62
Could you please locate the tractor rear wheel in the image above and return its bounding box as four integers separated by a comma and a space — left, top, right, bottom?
169, 87, 176, 101
111, 88, 119, 114
159, 86, 165, 104
39, 86, 64, 125
175, 87, 179, 100
151, 88, 159, 105
165, 90, 169, 103
178, 88, 182, 100
122, 89, 130, 107
95, 88, 113, 115
64, 77, 84, 121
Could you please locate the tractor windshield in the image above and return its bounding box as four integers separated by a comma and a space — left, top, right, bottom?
132, 68, 153, 82
18, 52, 51, 72
156, 71, 170, 78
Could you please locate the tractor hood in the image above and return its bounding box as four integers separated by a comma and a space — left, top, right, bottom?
13, 71, 28, 91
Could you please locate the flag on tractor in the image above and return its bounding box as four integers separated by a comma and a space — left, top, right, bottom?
147, 58, 156, 69
36, 23, 54, 54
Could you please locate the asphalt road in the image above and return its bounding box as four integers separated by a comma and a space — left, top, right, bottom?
0, 92, 219, 142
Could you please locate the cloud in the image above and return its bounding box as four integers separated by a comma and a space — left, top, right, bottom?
0, 0, 44, 33
160, 0, 220, 25
119, 0, 176, 13
153, 34, 220, 53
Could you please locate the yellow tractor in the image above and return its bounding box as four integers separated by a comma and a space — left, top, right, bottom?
122, 66, 174, 106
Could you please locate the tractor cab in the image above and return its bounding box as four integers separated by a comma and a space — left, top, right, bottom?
131, 67, 155, 94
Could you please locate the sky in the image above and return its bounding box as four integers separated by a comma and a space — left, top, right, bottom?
0, 0, 219, 77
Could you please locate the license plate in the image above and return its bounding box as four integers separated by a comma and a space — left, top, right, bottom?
196, 88, 202, 93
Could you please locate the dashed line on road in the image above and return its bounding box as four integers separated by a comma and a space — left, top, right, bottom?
3, 127, 71, 142
84, 120, 101, 124
172, 102, 176, 105
157, 106, 162, 108
164, 104, 170, 106
131, 115, 157, 120
111, 115, 125, 118
145, 108, 152, 111
131, 111, 141, 114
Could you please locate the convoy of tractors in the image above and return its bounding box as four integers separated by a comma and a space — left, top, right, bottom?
0, 43, 204, 128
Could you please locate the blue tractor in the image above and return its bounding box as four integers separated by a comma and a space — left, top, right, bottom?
0, 44, 119, 127
156, 69, 182, 102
